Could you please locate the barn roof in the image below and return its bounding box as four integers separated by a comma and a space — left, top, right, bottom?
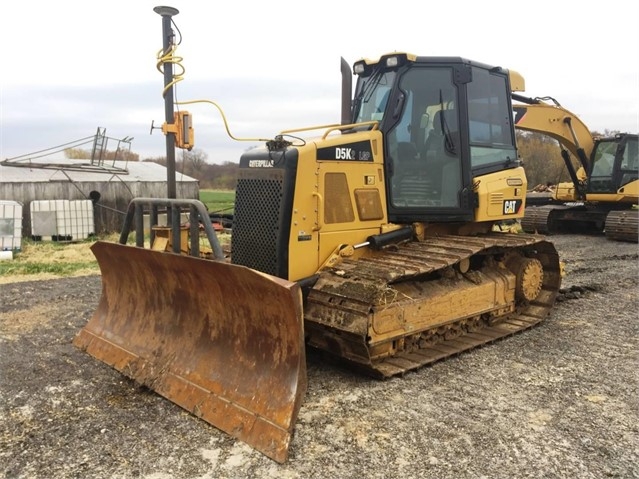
0, 159, 197, 183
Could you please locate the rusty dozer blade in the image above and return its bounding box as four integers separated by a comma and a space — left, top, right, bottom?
73, 241, 307, 463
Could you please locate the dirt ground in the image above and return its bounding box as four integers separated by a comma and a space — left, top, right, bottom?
1, 233, 637, 479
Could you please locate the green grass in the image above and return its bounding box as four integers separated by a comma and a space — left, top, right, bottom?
200, 189, 235, 215
0, 237, 102, 280
0, 260, 97, 277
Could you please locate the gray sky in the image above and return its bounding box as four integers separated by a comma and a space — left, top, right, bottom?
2, 0, 638, 164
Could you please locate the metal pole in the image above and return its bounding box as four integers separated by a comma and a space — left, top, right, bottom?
154, 6, 179, 199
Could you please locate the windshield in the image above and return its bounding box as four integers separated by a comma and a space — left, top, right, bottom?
589, 135, 639, 192
353, 70, 396, 123
591, 140, 617, 177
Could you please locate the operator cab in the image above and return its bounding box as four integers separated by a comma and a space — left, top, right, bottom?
588, 133, 639, 193
351, 53, 520, 223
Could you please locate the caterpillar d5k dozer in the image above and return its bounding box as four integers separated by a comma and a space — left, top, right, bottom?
513, 95, 639, 242
74, 6, 562, 464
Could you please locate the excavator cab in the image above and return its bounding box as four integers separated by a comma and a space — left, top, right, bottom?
588, 133, 639, 194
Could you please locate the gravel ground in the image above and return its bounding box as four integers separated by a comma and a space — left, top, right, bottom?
1, 234, 637, 479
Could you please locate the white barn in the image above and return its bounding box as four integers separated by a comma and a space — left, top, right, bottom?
0, 159, 199, 237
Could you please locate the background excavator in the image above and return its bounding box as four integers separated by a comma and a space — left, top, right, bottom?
73, 6, 562, 463
512, 95, 638, 242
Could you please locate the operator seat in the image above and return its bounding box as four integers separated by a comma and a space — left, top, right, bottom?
422, 110, 461, 207
393, 141, 437, 206
424, 110, 456, 159
398, 141, 419, 163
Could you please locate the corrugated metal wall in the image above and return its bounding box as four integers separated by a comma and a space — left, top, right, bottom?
0, 180, 199, 237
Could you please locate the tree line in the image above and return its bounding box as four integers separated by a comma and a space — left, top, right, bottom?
144, 149, 239, 190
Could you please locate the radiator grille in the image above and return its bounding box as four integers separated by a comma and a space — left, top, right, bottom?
231, 176, 284, 276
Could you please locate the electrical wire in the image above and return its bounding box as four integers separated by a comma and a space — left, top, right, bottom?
175, 99, 271, 143
156, 44, 185, 98
155, 45, 266, 143
156, 23, 270, 145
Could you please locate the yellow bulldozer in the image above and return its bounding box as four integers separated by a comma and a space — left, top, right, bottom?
73, 6, 563, 463
512, 94, 638, 242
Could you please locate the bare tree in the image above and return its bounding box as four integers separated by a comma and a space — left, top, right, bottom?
516, 132, 571, 187
183, 148, 208, 175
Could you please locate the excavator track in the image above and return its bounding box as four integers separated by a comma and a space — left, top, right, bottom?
304, 233, 561, 378
522, 204, 608, 236
523, 205, 638, 242
520, 205, 555, 234
605, 209, 639, 242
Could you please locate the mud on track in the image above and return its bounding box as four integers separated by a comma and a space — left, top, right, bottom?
1, 234, 637, 479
